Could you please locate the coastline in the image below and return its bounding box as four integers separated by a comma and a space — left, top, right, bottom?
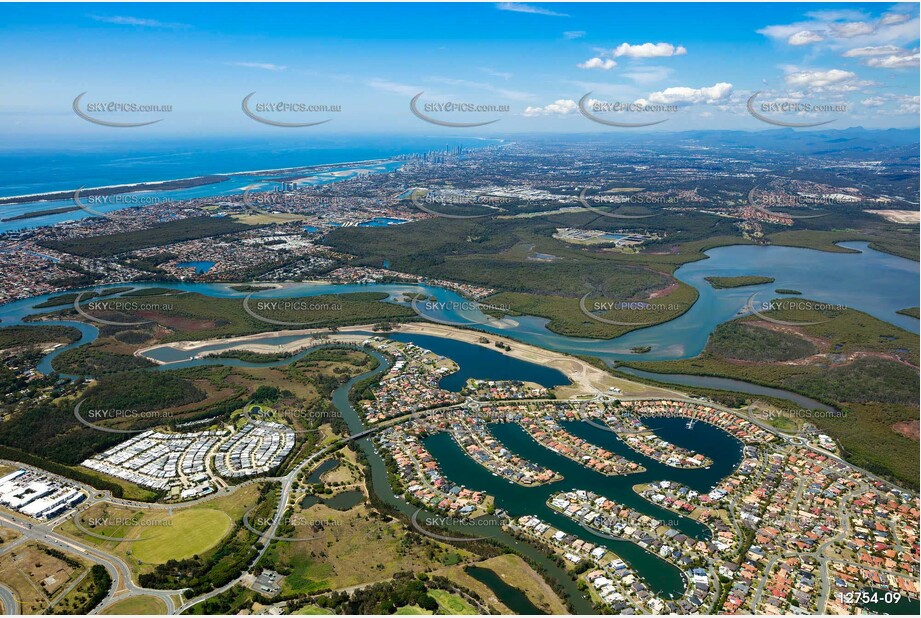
0, 157, 398, 204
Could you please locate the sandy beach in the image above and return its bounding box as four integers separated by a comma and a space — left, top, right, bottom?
138, 322, 677, 399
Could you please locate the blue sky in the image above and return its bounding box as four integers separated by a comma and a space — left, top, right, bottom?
1, 2, 918, 139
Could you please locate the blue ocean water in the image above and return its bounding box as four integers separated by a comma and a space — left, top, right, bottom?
0, 136, 492, 198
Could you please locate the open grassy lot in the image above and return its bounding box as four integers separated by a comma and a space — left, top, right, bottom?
99, 595, 167, 614
59, 483, 261, 577
131, 508, 232, 564
436, 554, 568, 615
0, 542, 88, 614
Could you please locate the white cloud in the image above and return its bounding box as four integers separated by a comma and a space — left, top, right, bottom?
842, 45, 905, 57
863, 51, 920, 69
895, 95, 920, 114
495, 3, 568, 17
563, 31, 586, 40
784, 69, 857, 89
578, 57, 617, 70
612, 42, 687, 58
89, 14, 189, 28
880, 12, 912, 26
831, 21, 877, 38
788, 30, 825, 46
861, 96, 886, 107
644, 82, 733, 105
759, 10, 920, 49
522, 99, 578, 116
227, 62, 286, 71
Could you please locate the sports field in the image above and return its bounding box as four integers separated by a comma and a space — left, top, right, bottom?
131, 508, 232, 563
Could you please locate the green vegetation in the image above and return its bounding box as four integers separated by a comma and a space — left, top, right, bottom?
40, 216, 253, 257
49, 565, 111, 615
897, 307, 919, 319
51, 291, 413, 342
211, 349, 295, 363
624, 300, 920, 487
704, 275, 775, 289
131, 509, 233, 564
99, 595, 167, 615
52, 346, 155, 375
706, 322, 817, 362
775, 289, 802, 295
0, 325, 81, 348
34, 287, 132, 308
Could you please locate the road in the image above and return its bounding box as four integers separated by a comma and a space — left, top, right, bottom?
0, 581, 19, 615
0, 510, 177, 615
2, 341, 917, 615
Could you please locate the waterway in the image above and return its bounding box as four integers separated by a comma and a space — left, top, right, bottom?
327, 348, 597, 614
3, 241, 913, 373
464, 565, 546, 614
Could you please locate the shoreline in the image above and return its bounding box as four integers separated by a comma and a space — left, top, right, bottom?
137, 322, 680, 400
0, 157, 398, 204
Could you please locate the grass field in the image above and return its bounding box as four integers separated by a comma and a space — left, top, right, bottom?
429, 589, 477, 614
99, 595, 167, 614
131, 508, 232, 563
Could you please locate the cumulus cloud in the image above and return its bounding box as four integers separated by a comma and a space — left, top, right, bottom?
788, 30, 825, 45
612, 42, 687, 58
895, 95, 920, 114
522, 99, 578, 116
642, 82, 733, 105
759, 10, 920, 50
578, 57, 617, 70
861, 96, 886, 107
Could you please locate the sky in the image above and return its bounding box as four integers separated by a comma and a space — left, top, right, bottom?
0, 2, 918, 140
